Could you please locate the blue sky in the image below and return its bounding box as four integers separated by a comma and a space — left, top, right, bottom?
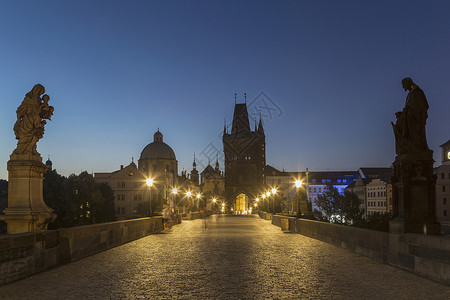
1, 0, 449, 179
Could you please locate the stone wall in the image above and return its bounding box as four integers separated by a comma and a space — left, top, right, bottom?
0, 230, 59, 285
269, 214, 450, 285
59, 217, 163, 262
0, 217, 163, 285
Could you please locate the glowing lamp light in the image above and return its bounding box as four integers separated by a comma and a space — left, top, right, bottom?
266, 191, 271, 197
262, 194, 266, 199
146, 178, 153, 187
186, 191, 192, 197
172, 188, 178, 194
295, 180, 302, 188
271, 188, 277, 194
222, 203, 225, 207
197, 194, 201, 199
213, 198, 217, 203
256, 198, 259, 202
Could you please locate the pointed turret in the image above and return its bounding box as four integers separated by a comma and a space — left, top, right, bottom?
215, 154, 220, 172
258, 115, 265, 136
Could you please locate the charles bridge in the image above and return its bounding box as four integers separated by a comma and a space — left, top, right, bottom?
1, 81, 450, 298
1, 214, 450, 299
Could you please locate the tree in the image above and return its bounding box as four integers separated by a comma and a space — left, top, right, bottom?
44, 170, 116, 228
314, 185, 364, 225
314, 184, 341, 223
341, 191, 365, 225
94, 183, 116, 223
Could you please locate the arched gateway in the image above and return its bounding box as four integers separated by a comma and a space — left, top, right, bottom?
223, 97, 266, 212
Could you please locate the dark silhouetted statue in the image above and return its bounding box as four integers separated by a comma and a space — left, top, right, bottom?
390, 78, 440, 235
391, 77, 430, 156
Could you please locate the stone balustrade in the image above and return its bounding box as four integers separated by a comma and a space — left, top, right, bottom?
265, 214, 450, 285
0, 217, 163, 285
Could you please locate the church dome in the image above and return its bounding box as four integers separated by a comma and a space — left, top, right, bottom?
140, 130, 176, 160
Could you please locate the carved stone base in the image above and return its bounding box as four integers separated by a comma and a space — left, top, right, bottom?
0, 154, 56, 234
390, 153, 440, 235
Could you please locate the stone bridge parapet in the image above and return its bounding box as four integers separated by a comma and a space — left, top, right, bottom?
266, 214, 450, 285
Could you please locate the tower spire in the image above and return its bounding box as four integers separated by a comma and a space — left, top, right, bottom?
234, 93, 237, 104
244, 92, 247, 103
223, 118, 227, 135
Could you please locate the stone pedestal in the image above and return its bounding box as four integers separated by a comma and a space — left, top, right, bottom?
0, 154, 56, 234
390, 152, 440, 235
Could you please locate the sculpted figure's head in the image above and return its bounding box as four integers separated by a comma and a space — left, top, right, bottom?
401, 77, 414, 91
31, 84, 45, 97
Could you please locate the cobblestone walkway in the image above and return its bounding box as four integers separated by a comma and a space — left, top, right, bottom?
1, 215, 450, 299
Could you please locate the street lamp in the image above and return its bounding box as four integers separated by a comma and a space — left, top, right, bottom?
172, 188, 178, 213
146, 178, 154, 217
271, 188, 277, 213
197, 193, 201, 211
213, 198, 217, 212
295, 180, 302, 218
186, 191, 192, 213
261, 194, 267, 212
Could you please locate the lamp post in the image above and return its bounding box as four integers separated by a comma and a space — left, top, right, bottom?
172, 188, 178, 214
212, 198, 217, 212
186, 191, 192, 213
197, 193, 201, 212
146, 178, 154, 217
266, 191, 271, 213
295, 180, 302, 218
271, 188, 277, 213
261, 194, 266, 212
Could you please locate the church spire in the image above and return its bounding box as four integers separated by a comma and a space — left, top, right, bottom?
215, 154, 220, 172
258, 112, 264, 135
193, 153, 197, 170
223, 118, 227, 135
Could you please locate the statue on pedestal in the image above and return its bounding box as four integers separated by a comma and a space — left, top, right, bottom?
13, 84, 54, 156
0, 84, 56, 234
390, 78, 440, 235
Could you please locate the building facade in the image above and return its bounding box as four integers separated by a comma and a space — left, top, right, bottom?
436, 139, 450, 222
94, 129, 178, 220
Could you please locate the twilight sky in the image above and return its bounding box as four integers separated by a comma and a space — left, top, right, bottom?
1, 0, 449, 180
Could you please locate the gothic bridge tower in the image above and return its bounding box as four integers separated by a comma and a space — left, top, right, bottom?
223, 95, 265, 213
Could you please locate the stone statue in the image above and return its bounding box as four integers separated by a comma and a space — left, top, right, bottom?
12, 84, 54, 156
391, 78, 430, 156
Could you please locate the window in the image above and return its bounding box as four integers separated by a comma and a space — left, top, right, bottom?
312, 179, 316, 183
313, 188, 316, 193
444, 210, 447, 217
443, 186, 446, 192
444, 198, 447, 205
121, 182, 125, 188
116, 207, 121, 215
442, 173, 445, 180
121, 207, 125, 215
337, 179, 342, 183
322, 179, 326, 183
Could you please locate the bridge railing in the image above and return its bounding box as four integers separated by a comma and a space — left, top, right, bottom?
263, 213, 450, 286
0, 216, 163, 285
